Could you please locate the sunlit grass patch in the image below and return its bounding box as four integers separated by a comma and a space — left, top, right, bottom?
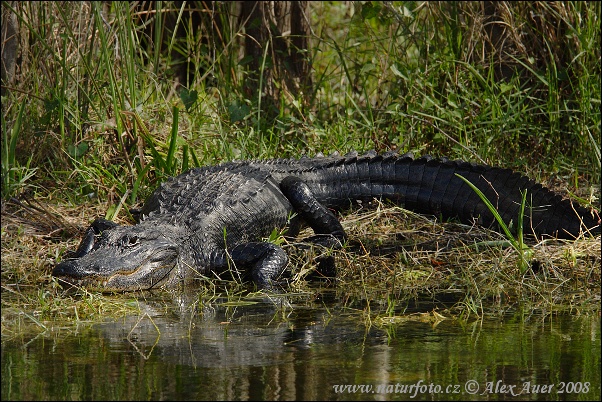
1, 199, 141, 338
285, 201, 601, 318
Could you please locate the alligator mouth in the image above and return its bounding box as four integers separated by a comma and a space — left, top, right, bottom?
53, 248, 180, 292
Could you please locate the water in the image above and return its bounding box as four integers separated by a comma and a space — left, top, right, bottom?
2, 291, 600, 401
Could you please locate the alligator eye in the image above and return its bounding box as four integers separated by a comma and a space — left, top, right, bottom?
122, 235, 139, 247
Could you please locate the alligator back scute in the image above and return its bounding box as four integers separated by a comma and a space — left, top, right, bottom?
423, 160, 458, 217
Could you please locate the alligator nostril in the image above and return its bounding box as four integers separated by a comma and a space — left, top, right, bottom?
53, 260, 92, 278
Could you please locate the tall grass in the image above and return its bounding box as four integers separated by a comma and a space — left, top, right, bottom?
1, 1, 599, 207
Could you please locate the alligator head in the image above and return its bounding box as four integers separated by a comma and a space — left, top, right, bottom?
53, 219, 188, 292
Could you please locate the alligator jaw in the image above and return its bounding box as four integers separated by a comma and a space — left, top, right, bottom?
52, 247, 180, 292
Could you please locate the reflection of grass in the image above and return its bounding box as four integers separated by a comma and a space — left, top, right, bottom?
455, 173, 533, 274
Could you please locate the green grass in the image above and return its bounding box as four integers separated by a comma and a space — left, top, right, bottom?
455, 174, 533, 274
2, 2, 599, 202
1, 2, 600, 328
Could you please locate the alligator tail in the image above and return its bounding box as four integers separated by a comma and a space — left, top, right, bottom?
303, 152, 600, 239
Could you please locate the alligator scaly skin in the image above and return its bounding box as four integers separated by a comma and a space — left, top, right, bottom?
52, 151, 600, 291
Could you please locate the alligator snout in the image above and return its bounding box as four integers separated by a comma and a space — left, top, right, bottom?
52, 259, 97, 288
52, 260, 80, 278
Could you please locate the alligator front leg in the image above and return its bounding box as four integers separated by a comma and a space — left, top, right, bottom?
280, 176, 347, 247
228, 242, 289, 288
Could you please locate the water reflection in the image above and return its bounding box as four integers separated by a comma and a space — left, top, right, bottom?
2, 291, 600, 401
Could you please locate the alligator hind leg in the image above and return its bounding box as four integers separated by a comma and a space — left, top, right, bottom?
280, 176, 347, 247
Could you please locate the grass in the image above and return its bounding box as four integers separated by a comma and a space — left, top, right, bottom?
455, 173, 533, 273
288, 201, 599, 315
2, 197, 599, 334
1, 2, 600, 333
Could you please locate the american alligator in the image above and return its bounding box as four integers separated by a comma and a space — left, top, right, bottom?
52, 151, 600, 291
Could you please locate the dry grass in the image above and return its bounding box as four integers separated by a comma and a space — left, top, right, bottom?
286, 199, 601, 318
1, 194, 600, 338
1, 198, 140, 339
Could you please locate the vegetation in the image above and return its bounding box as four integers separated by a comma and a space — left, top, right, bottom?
1, 2, 600, 332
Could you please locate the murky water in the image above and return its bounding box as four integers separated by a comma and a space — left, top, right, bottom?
2, 291, 600, 401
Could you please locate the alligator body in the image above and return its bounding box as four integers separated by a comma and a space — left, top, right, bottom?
52, 151, 600, 291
